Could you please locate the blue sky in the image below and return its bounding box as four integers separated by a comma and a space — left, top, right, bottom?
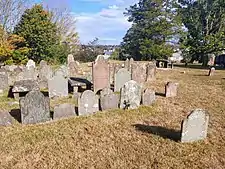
39, 0, 138, 45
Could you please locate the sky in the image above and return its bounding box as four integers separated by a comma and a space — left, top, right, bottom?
37, 0, 138, 45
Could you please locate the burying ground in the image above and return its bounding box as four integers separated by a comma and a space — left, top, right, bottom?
0, 65, 225, 169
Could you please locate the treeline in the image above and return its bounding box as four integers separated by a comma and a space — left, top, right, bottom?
120, 0, 225, 65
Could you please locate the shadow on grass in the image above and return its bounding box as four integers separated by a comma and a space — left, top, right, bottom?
174, 64, 225, 70
155, 92, 165, 97
133, 124, 181, 142
193, 74, 208, 77
9, 109, 21, 123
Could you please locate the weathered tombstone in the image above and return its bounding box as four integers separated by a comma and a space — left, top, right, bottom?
48, 74, 68, 98
129, 58, 134, 70
68, 62, 79, 77
124, 58, 129, 70
100, 87, 113, 98
67, 54, 75, 64
78, 90, 99, 116
20, 90, 50, 124
0, 73, 8, 90
142, 89, 155, 106
165, 82, 178, 97
146, 63, 156, 82
16, 67, 38, 82
181, 109, 209, 143
54, 65, 68, 78
39, 61, 53, 80
120, 80, 142, 110
208, 67, 215, 76
92, 59, 110, 93
53, 103, 76, 120
0, 111, 13, 126
26, 59, 36, 70
114, 68, 131, 92
131, 63, 147, 84
100, 93, 119, 111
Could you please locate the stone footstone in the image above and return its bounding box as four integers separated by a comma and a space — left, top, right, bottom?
142, 89, 155, 106
181, 109, 209, 143
165, 82, 178, 97
53, 103, 76, 120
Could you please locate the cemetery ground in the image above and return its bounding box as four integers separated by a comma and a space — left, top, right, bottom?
0, 63, 225, 169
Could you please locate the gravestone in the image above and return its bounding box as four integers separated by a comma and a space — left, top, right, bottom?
12, 80, 39, 93
100, 93, 119, 111
95, 55, 105, 62
0, 73, 8, 90
146, 63, 156, 82
181, 109, 209, 143
68, 62, 79, 77
78, 90, 99, 116
208, 67, 215, 76
165, 82, 178, 97
20, 90, 50, 124
48, 74, 68, 98
124, 58, 129, 70
67, 54, 75, 64
120, 80, 142, 110
114, 68, 131, 92
26, 59, 36, 70
92, 59, 110, 93
109, 63, 115, 84
142, 89, 155, 106
39, 61, 53, 83
53, 103, 76, 120
131, 63, 147, 84
16, 67, 38, 82
0, 111, 13, 126
100, 87, 113, 97
130, 58, 134, 70
54, 65, 68, 78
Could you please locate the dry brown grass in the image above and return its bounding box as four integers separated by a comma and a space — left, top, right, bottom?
0, 65, 225, 169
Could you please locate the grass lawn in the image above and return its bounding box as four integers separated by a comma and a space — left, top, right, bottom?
0, 65, 225, 169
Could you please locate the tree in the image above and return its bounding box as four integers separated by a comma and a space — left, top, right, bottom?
178, 0, 225, 66
120, 0, 183, 61
14, 4, 58, 62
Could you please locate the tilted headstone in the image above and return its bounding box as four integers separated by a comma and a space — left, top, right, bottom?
67, 54, 75, 64
114, 68, 131, 92
131, 63, 147, 84
53, 103, 76, 120
48, 74, 68, 98
78, 90, 99, 116
165, 82, 178, 97
92, 59, 110, 93
100, 87, 113, 98
208, 67, 215, 76
0, 111, 13, 126
146, 63, 156, 82
120, 80, 142, 110
26, 59, 36, 70
20, 90, 50, 124
181, 109, 209, 143
142, 89, 155, 106
100, 93, 119, 111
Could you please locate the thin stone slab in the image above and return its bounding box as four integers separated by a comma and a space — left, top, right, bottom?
100, 93, 119, 111
78, 90, 99, 116
146, 63, 156, 82
0, 111, 13, 126
181, 109, 209, 143
26, 59, 36, 70
20, 90, 50, 124
131, 63, 147, 84
114, 68, 131, 92
92, 59, 110, 93
165, 82, 178, 97
142, 89, 155, 106
120, 80, 142, 110
0, 73, 8, 90
12, 80, 39, 93
48, 74, 68, 98
53, 103, 76, 120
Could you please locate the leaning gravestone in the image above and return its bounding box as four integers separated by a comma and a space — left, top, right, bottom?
114, 68, 131, 92
181, 109, 209, 143
100, 93, 119, 111
53, 103, 76, 120
120, 80, 142, 110
165, 82, 178, 97
20, 90, 50, 124
142, 89, 155, 106
48, 74, 68, 98
146, 63, 156, 82
0, 111, 13, 126
78, 90, 99, 116
131, 63, 147, 84
26, 59, 36, 70
92, 58, 110, 93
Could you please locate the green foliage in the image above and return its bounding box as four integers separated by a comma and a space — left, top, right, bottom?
178, 0, 225, 65
120, 0, 183, 61
14, 4, 58, 62
110, 48, 120, 60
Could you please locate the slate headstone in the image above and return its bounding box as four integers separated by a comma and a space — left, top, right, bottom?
100, 93, 119, 111
48, 74, 68, 98
114, 68, 131, 92
142, 89, 155, 106
53, 103, 76, 120
120, 80, 142, 110
165, 82, 178, 97
181, 109, 209, 143
20, 90, 50, 124
78, 90, 99, 116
